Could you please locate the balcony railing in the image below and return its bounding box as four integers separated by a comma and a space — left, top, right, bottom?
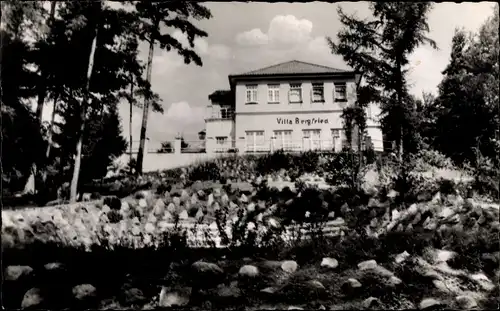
206, 108, 234, 120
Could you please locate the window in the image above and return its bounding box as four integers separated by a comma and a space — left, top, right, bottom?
334, 82, 347, 102
331, 129, 341, 138
274, 130, 293, 151
246, 131, 265, 152
303, 129, 322, 150
289, 83, 302, 103
268, 84, 280, 103
246, 85, 258, 103
216, 136, 227, 145
220, 107, 233, 119
312, 83, 325, 102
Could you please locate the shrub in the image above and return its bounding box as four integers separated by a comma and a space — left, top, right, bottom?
294, 151, 320, 173
255, 150, 294, 174
416, 149, 454, 169
466, 151, 500, 199
188, 162, 221, 182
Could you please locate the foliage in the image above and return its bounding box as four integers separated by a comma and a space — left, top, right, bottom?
328, 2, 437, 157
465, 149, 500, 199
425, 6, 499, 164
157, 141, 173, 153
188, 162, 221, 182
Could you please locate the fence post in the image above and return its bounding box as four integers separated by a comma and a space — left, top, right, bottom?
174, 138, 182, 155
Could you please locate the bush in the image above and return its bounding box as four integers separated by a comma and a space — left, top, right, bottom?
466, 151, 500, 200
323, 152, 365, 188
416, 149, 454, 169
255, 150, 294, 174
188, 162, 221, 182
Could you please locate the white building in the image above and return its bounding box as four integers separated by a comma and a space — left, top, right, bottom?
205, 60, 383, 154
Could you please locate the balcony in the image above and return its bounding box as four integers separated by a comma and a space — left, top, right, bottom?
205, 107, 234, 121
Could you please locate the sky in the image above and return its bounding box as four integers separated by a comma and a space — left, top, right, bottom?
39, 1, 497, 151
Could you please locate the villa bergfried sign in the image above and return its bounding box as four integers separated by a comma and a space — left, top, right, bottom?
276, 117, 329, 126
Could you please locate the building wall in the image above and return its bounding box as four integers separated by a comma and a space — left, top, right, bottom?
234, 78, 357, 114
205, 119, 235, 152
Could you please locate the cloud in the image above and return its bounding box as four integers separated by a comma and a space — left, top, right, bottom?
236, 28, 269, 46
235, 15, 314, 47
268, 15, 313, 45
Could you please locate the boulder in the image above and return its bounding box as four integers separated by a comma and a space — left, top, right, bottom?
281, 261, 298, 274
190, 261, 225, 288
455, 295, 477, 309
320, 257, 338, 269
341, 278, 362, 295
395, 251, 410, 264
358, 260, 378, 271
153, 200, 165, 216
419, 298, 444, 310
158, 287, 191, 307
72, 284, 97, 301
21, 288, 44, 309
239, 265, 259, 278
362, 297, 381, 309
5, 265, 34, 281
121, 287, 146, 305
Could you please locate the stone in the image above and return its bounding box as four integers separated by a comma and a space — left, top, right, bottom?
180, 190, 190, 201
122, 287, 146, 304
167, 203, 176, 214
239, 265, 259, 278
395, 251, 410, 264
387, 276, 402, 286
341, 278, 362, 294
195, 208, 204, 220
247, 222, 256, 231
145, 222, 155, 234
240, 194, 248, 203
216, 282, 241, 299
455, 295, 477, 309
255, 213, 264, 222
5, 265, 34, 281
435, 249, 457, 263
439, 207, 455, 219
288, 307, 304, 310
419, 298, 444, 310
207, 194, 215, 207
138, 199, 148, 209
470, 273, 495, 291
431, 192, 442, 204
247, 203, 256, 213
191, 261, 225, 288
327, 211, 335, 219
21, 288, 44, 308
260, 287, 279, 295
102, 205, 111, 214
321, 257, 338, 269
73, 284, 97, 301
330, 217, 345, 226
158, 287, 191, 307
153, 200, 165, 216
131, 226, 141, 236
179, 210, 189, 220
281, 260, 298, 273
173, 197, 181, 206
358, 259, 377, 271
362, 297, 381, 309
221, 194, 230, 206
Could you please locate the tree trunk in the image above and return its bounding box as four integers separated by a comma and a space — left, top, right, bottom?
129, 77, 134, 174
69, 16, 100, 203
35, 1, 57, 122
45, 92, 60, 159
135, 40, 155, 175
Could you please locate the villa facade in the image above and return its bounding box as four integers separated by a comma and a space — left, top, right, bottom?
205, 60, 383, 154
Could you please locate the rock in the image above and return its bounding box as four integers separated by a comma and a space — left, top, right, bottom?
288, 307, 304, 310
281, 260, 298, 273
167, 203, 176, 214
260, 287, 279, 295
439, 207, 455, 219
221, 194, 229, 206
362, 297, 381, 309
431, 192, 442, 204
21, 288, 44, 308
387, 276, 402, 286
341, 278, 362, 295
180, 190, 190, 201
255, 213, 264, 222
72, 284, 97, 301
121, 201, 130, 212
5, 265, 34, 281
207, 194, 214, 207
330, 217, 345, 226
145, 222, 155, 234
321, 257, 338, 269
327, 211, 335, 219
240, 194, 248, 203
247, 203, 256, 213
216, 281, 241, 299
153, 200, 165, 216
239, 265, 259, 278
419, 298, 444, 310
191, 261, 225, 288
455, 295, 477, 309
195, 208, 204, 220
470, 273, 495, 291
358, 260, 377, 271
173, 197, 181, 206
131, 226, 141, 236
158, 287, 191, 307
179, 210, 189, 220
138, 198, 148, 209
122, 287, 146, 304
434, 249, 457, 263
395, 251, 410, 264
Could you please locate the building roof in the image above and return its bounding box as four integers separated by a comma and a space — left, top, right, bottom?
232, 60, 351, 77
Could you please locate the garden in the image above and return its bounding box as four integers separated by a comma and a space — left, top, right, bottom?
3, 150, 499, 310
